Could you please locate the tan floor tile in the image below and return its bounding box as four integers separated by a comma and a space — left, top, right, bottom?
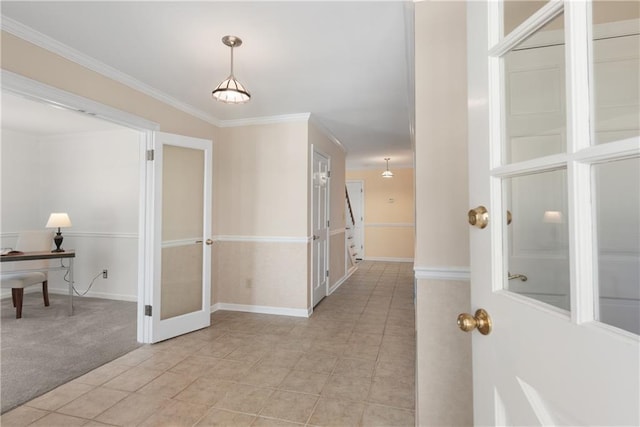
259, 349, 304, 369
224, 344, 268, 364
169, 354, 221, 377
374, 358, 415, 379
321, 375, 371, 402
29, 412, 88, 427
213, 383, 273, 415
139, 400, 208, 427
279, 370, 329, 395
252, 417, 304, 426
367, 376, 415, 409
383, 324, 415, 338
196, 339, 241, 358
94, 392, 170, 426
293, 352, 338, 375
137, 350, 188, 371
187, 326, 227, 341
308, 397, 365, 427
342, 343, 380, 361
25, 382, 94, 411
82, 421, 114, 427
333, 357, 375, 379
348, 333, 383, 347
173, 377, 233, 406
238, 364, 291, 387
113, 348, 154, 367
102, 366, 163, 392
259, 390, 318, 424
194, 408, 255, 426
0, 406, 48, 427
74, 362, 132, 386
205, 358, 254, 381
360, 404, 414, 426
137, 371, 195, 398
57, 387, 129, 419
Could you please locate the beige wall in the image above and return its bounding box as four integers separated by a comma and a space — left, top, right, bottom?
414, 1, 473, 426
346, 168, 415, 260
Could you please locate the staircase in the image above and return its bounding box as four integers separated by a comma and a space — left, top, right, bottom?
345, 187, 358, 267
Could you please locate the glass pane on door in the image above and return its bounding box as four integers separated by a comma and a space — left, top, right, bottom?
594, 158, 640, 334
503, 0, 550, 37
503, 169, 569, 310
161, 145, 204, 320
591, 2, 640, 145
503, 13, 566, 164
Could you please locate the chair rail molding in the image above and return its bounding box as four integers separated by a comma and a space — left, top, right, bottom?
414, 265, 471, 281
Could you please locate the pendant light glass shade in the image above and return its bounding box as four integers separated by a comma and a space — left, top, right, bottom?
382, 158, 394, 178
212, 35, 251, 104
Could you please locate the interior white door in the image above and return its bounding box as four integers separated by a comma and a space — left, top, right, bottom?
467, 1, 639, 425
312, 150, 329, 307
148, 131, 212, 343
346, 180, 364, 259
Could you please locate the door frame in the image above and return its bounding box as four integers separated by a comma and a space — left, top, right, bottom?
1, 70, 159, 343
310, 145, 331, 311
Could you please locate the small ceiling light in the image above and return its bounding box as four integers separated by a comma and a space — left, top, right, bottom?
212, 35, 251, 104
382, 157, 394, 178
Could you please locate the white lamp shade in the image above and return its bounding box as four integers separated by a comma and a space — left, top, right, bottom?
382, 170, 394, 178
46, 213, 72, 228
212, 76, 251, 104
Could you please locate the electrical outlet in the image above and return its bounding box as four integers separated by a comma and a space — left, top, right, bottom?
103, 269, 108, 279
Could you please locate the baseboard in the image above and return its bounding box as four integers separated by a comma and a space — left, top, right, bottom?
365, 257, 414, 263
414, 266, 471, 281
328, 265, 358, 295
48, 286, 137, 302
211, 302, 310, 318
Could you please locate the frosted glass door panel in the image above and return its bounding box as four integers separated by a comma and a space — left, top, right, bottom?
161, 145, 204, 320
504, 169, 570, 310
503, 13, 566, 164
595, 158, 640, 334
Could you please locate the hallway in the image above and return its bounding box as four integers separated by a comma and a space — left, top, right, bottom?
2, 261, 416, 426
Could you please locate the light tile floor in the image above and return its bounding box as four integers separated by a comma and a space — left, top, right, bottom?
1, 261, 416, 426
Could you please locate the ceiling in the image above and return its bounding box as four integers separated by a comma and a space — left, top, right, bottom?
1, 1, 414, 170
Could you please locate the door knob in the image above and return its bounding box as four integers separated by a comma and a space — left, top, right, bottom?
206, 239, 213, 245
468, 206, 489, 229
457, 308, 492, 335
313, 235, 320, 240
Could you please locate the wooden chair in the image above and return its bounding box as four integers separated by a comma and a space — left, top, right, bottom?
1, 231, 53, 318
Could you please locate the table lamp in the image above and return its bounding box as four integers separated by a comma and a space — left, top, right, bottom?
46, 213, 72, 252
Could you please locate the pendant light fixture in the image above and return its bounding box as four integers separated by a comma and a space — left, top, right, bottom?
382, 157, 394, 178
212, 35, 251, 104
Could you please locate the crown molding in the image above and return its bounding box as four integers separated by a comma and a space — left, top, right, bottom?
309, 114, 347, 153
218, 113, 311, 128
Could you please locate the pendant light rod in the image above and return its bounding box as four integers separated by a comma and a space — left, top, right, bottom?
382, 157, 394, 178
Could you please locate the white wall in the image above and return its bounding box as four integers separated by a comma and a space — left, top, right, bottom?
1, 128, 141, 300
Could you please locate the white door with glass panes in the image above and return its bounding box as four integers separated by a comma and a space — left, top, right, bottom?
466, 1, 639, 425
146, 132, 213, 343
312, 150, 329, 307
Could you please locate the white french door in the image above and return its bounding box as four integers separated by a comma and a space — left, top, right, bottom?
145, 131, 213, 343
467, 1, 639, 425
312, 149, 329, 307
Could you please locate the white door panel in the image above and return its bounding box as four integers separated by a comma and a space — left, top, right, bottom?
148, 131, 212, 343
467, 2, 639, 425
312, 150, 329, 307
346, 181, 364, 259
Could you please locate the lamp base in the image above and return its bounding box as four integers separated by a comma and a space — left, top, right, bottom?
52, 232, 64, 253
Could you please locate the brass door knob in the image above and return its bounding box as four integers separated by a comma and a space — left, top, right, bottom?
457, 308, 492, 335
468, 206, 489, 229
206, 239, 214, 245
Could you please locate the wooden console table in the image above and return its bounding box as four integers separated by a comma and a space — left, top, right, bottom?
1, 250, 76, 315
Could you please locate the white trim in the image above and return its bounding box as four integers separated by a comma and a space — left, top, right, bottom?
161, 238, 200, 248
309, 115, 347, 153
365, 223, 415, 228
0, 17, 221, 127
329, 265, 358, 295
330, 228, 346, 236
366, 257, 414, 263
218, 113, 310, 128
214, 235, 311, 244
1, 70, 160, 131
0, 231, 134, 240
414, 266, 471, 281
211, 302, 310, 318
48, 286, 137, 302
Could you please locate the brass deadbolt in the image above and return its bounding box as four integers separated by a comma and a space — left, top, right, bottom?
468, 206, 489, 229
457, 308, 492, 335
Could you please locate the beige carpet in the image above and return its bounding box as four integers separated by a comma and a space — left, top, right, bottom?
1, 292, 139, 413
